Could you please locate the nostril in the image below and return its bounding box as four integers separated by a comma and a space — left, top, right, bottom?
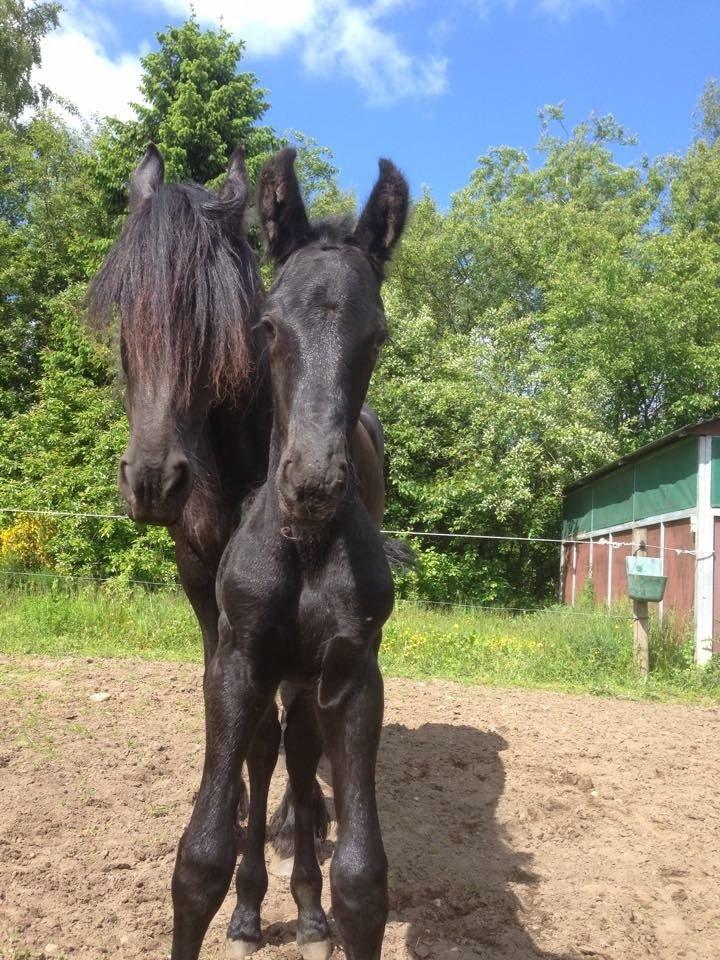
119, 458, 131, 489
328, 459, 348, 494
280, 457, 294, 487
163, 458, 190, 499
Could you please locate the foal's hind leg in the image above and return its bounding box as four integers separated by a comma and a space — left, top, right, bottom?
316, 647, 387, 960
171, 626, 277, 960
226, 706, 281, 957
284, 689, 331, 960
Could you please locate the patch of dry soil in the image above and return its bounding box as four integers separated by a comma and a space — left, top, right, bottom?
1, 656, 719, 960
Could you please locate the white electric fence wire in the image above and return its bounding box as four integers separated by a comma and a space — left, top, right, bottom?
0, 569, 176, 587
0, 503, 705, 620
0, 507, 704, 556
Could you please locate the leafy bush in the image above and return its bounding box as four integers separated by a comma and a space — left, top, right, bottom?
0, 514, 55, 569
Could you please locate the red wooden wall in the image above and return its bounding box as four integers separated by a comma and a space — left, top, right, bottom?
662, 520, 695, 632
563, 519, 696, 634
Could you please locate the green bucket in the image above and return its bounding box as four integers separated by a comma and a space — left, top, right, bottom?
626, 556, 667, 603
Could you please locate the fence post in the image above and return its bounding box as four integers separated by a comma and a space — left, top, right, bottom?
632, 528, 649, 677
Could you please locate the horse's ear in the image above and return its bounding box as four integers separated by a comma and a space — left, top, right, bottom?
218, 144, 249, 207
354, 158, 409, 266
258, 147, 310, 262
129, 143, 164, 213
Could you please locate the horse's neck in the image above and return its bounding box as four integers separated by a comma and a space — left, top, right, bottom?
211, 394, 270, 500
179, 385, 271, 571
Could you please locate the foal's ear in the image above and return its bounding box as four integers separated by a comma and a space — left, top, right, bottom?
218, 144, 249, 207
258, 147, 311, 262
354, 159, 409, 266
129, 143, 164, 213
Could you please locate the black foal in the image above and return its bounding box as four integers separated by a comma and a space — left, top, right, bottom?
170, 148, 408, 960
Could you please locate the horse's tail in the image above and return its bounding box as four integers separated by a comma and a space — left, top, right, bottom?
383, 536, 416, 570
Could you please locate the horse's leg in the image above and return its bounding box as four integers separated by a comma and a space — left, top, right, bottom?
174, 534, 249, 826
269, 683, 330, 875
284, 688, 331, 960
225, 706, 281, 957
174, 533, 224, 662
171, 623, 277, 960
315, 646, 387, 960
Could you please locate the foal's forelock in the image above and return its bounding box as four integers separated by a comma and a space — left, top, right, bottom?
89, 182, 260, 409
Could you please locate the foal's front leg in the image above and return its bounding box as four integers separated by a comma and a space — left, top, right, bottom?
315, 643, 388, 960
226, 706, 281, 957
171, 617, 277, 960
285, 688, 331, 960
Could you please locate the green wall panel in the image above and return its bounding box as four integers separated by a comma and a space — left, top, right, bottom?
562, 485, 593, 538
593, 465, 634, 530
633, 437, 697, 520
712, 438, 720, 508
564, 436, 699, 538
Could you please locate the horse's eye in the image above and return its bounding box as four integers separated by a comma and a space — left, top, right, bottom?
262, 318, 277, 338
375, 329, 388, 349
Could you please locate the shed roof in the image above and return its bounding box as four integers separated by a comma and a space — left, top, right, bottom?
564, 418, 720, 493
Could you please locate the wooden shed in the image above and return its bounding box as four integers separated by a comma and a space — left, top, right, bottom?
561, 419, 720, 663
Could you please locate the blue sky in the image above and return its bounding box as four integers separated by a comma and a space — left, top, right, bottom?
37, 1, 720, 206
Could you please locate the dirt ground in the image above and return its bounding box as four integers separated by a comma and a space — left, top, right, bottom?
1, 656, 719, 960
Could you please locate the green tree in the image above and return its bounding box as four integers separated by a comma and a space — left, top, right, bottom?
372, 104, 720, 602
668, 81, 720, 242
288, 130, 356, 219
0, 0, 59, 122
695, 77, 720, 144
94, 17, 278, 212
0, 289, 175, 582
0, 112, 111, 416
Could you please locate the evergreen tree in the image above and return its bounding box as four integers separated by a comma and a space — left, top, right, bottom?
94, 17, 279, 213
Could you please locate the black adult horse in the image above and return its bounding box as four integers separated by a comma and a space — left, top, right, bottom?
89, 144, 396, 949
170, 148, 408, 960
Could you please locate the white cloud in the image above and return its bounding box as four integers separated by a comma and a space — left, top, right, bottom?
167, 0, 448, 100
35, 16, 143, 123
33, 1, 447, 119
31, 0, 613, 124
302, 2, 447, 103
160, 0, 320, 57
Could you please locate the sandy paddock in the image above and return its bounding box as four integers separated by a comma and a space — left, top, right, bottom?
1, 656, 719, 960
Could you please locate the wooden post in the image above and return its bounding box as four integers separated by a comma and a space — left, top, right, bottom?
632, 528, 649, 677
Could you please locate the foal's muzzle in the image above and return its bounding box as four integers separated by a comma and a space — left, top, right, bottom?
277, 444, 349, 527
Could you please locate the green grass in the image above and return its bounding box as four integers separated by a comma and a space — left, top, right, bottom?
1, 580, 719, 704
385, 600, 720, 702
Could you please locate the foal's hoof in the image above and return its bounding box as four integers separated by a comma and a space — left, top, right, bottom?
298, 939, 332, 960
269, 851, 294, 878
226, 938, 259, 959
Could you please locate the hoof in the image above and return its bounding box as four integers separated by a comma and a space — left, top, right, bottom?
226, 938, 259, 959
269, 851, 294, 878
299, 939, 332, 960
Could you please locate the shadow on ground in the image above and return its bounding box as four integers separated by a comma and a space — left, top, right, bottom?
372, 722, 578, 960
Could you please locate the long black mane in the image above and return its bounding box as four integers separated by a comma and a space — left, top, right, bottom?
89, 182, 261, 407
